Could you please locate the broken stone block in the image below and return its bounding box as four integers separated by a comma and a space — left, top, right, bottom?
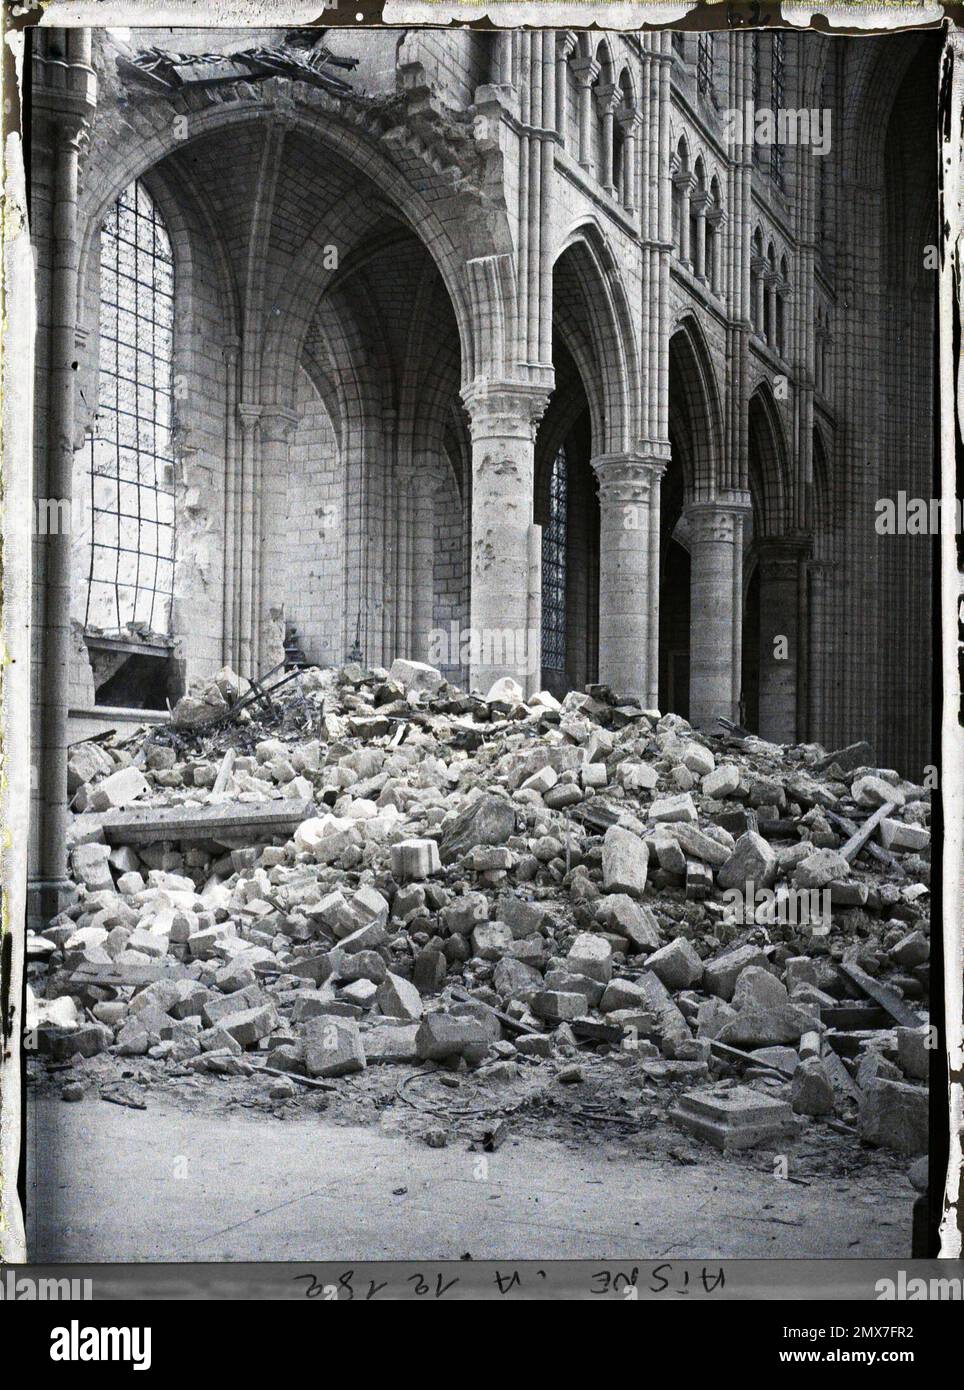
217, 1003, 277, 1048
732, 965, 788, 1012
601, 825, 648, 899
853, 774, 904, 810
567, 932, 613, 984
670, 1084, 793, 1152
695, 996, 737, 1040
521, 765, 558, 795
337, 918, 389, 955
471, 921, 513, 960
390, 838, 441, 881
440, 892, 489, 936
702, 763, 741, 798
493, 957, 543, 1001
645, 936, 703, 991
599, 978, 656, 1014
532, 990, 585, 1023
498, 894, 550, 938
791, 1057, 835, 1116
335, 885, 389, 941
680, 742, 715, 777
87, 766, 151, 813
413, 948, 447, 994
595, 895, 660, 953
360, 1022, 419, 1063
36, 1023, 112, 1061
439, 794, 516, 864
702, 944, 768, 1000
717, 1002, 819, 1048
415, 1012, 491, 1061
895, 1025, 930, 1080
648, 793, 698, 825
303, 1016, 367, 1077
685, 859, 713, 901
340, 979, 378, 1008
793, 848, 850, 890
891, 930, 929, 968
855, 1050, 902, 1090
878, 818, 929, 853
67, 741, 115, 793
616, 762, 658, 792
376, 971, 423, 1021
652, 825, 687, 876
670, 823, 732, 867
70, 842, 114, 893
631, 971, 691, 1049
717, 832, 777, 891
858, 1078, 928, 1155
388, 658, 444, 693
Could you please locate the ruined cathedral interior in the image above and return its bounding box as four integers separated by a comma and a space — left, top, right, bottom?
29, 24, 937, 916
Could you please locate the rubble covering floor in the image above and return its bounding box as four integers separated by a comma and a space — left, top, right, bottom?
28, 657, 933, 1257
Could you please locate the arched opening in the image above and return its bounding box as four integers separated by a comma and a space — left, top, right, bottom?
743, 387, 797, 741
661, 323, 720, 720
540, 247, 607, 694
75, 104, 475, 690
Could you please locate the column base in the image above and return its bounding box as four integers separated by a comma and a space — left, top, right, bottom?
27, 876, 76, 932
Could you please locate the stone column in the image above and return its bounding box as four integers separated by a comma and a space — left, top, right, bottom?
462, 382, 549, 693
617, 106, 641, 213
766, 274, 778, 348
592, 454, 665, 703
708, 207, 726, 296
756, 538, 808, 744
692, 190, 708, 281
752, 254, 767, 335
675, 172, 694, 268
595, 83, 618, 196
686, 500, 749, 729
411, 462, 443, 663
571, 57, 600, 172
555, 33, 577, 139
29, 30, 96, 923
236, 404, 261, 678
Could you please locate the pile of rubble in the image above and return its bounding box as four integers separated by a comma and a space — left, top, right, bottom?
29, 658, 932, 1165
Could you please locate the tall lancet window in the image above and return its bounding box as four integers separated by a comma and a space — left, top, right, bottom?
541, 447, 568, 672
86, 178, 176, 633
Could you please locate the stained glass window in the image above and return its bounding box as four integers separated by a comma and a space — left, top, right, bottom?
86, 179, 176, 632
541, 448, 568, 672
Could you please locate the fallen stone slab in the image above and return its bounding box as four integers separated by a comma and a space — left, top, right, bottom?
100, 799, 315, 847
716, 1002, 819, 1048
670, 1084, 793, 1152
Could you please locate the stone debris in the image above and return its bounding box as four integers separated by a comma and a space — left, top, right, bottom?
32, 661, 931, 1165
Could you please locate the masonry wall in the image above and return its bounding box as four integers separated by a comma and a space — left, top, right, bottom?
285, 368, 346, 668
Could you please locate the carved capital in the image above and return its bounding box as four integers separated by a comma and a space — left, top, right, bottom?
259, 406, 301, 444
592, 453, 666, 507
685, 499, 751, 545
570, 57, 601, 89
461, 380, 550, 443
